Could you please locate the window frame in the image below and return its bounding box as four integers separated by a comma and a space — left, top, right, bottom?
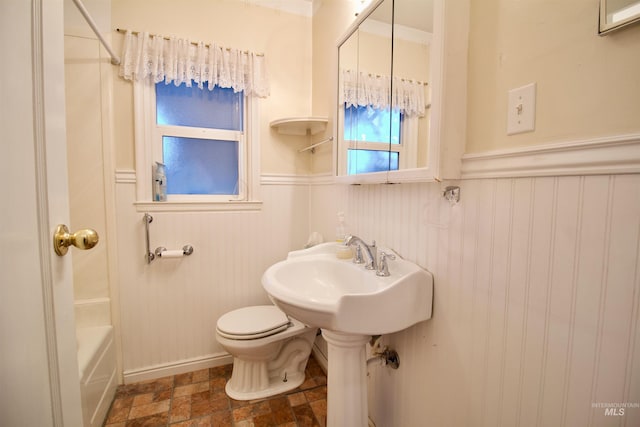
156, 128, 245, 200
133, 79, 261, 212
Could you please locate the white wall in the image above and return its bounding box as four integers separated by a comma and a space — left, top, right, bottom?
466, 0, 640, 153
65, 3, 640, 426
310, 175, 640, 426
309, 1, 640, 425
114, 176, 311, 380
111, 0, 314, 175
64, 29, 114, 328
107, 0, 316, 380
310, 0, 361, 173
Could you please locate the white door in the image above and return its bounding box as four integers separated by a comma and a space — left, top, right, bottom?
0, 1, 83, 426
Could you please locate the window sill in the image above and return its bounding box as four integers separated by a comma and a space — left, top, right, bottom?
134, 200, 263, 212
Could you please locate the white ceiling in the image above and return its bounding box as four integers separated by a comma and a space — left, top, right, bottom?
243, 0, 433, 32
369, 0, 434, 33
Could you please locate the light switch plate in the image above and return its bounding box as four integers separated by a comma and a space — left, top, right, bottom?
507, 82, 536, 135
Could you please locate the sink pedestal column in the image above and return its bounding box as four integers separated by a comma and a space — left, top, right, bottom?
321, 330, 370, 427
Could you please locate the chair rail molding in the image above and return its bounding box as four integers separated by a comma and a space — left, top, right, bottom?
115, 169, 137, 184
461, 133, 640, 179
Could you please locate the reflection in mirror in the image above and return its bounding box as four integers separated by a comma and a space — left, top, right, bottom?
392, 0, 432, 170
338, 0, 393, 176
337, 0, 434, 178
600, 0, 640, 34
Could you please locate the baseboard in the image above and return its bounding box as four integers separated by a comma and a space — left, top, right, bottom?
461, 133, 640, 179
123, 353, 233, 384
125, 346, 325, 385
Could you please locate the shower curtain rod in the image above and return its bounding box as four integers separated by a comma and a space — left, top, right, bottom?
71, 0, 121, 65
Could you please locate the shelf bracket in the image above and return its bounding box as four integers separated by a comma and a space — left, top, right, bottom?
299, 137, 334, 154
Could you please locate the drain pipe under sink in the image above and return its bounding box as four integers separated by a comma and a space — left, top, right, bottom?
366, 335, 400, 370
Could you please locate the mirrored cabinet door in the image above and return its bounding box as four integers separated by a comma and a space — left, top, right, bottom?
336, 0, 437, 183
391, 0, 433, 172
337, 0, 393, 178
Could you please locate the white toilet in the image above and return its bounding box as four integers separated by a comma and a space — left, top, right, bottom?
215, 305, 317, 400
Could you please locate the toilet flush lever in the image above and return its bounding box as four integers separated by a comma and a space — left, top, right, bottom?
53, 224, 99, 256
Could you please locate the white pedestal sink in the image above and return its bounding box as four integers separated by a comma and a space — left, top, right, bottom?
262, 242, 433, 427
321, 330, 370, 427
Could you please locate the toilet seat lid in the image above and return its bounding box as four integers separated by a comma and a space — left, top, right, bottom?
217, 305, 290, 338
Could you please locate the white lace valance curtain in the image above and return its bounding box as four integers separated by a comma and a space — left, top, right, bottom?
119, 30, 269, 98
341, 69, 426, 117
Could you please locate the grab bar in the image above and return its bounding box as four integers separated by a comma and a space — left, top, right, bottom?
143, 213, 194, 263
144, 213, 154, 264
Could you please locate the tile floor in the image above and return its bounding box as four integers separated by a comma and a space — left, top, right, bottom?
103, 355, 327, 427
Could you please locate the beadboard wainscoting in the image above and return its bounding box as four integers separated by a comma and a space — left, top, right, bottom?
309, 174, 640, 427
114, 172, 312, 382
113, 168, 640, 425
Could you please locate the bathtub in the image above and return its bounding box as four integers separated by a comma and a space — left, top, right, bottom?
77, 325, 117, 427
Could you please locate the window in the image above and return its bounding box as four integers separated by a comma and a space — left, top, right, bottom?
155, 83, 243, 197
347, 149, 399, 175
343, 104, 402, 175
133, 79, 260, 209
162, 136, 239, 195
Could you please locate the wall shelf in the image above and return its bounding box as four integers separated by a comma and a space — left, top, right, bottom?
270, 116, 328, 136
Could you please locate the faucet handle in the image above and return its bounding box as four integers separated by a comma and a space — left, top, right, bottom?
376, 251, 396, 277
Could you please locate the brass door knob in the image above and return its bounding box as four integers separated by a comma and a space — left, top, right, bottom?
53, 224, 99, 256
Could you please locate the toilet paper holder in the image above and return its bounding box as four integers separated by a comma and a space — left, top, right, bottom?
144, 213, 194, 263
155, 245, 194, 258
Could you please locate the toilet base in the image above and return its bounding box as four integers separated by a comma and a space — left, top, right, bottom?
223, 329, 316, 401
225, 365, 305, 400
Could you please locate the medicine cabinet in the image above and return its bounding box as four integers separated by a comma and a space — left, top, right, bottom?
335, 0, 468, 184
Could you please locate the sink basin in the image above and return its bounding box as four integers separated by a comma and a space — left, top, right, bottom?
262, 242, 433, 335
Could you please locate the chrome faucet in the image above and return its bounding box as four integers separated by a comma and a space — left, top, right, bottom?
344, 235, 377, 270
